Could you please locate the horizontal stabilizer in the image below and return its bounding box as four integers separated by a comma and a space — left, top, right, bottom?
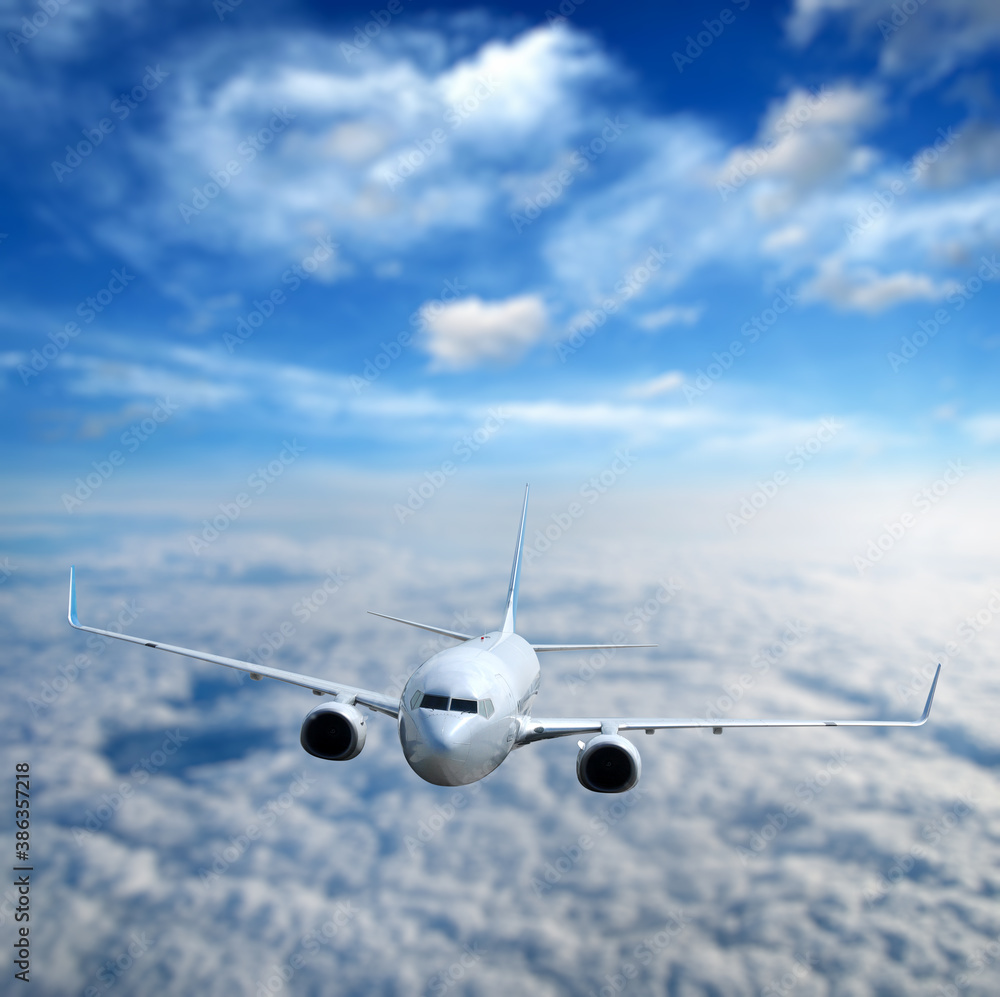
367, 611, 474, 642
532, 642, 657, 652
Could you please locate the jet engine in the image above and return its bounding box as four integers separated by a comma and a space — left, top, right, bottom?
300, 702, 367, 761
576, 733, 641, 793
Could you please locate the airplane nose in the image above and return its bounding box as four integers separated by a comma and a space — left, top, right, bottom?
399, 711, 473, 787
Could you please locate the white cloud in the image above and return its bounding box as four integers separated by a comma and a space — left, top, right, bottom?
10, 477, 1000, 996
419, 294, 549, 370
80, 24, 616, 275
786, 0, 1000, 85
717, 84, 885, 205
917, 121, 1000, 188
963, 413, 1000, 443
6, 10, 998, 351
626, 371, 685, 399
802, 260, 960, 312
761, 225, 809, 252
636, 306, 702, 331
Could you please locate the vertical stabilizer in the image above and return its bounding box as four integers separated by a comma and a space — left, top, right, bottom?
501, 485, 529, 634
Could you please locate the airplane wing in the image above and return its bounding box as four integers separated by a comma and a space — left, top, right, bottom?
68, 568, 400, 717
517, 664, 941, 744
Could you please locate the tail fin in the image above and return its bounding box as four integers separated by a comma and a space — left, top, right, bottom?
501, 485, 529, 634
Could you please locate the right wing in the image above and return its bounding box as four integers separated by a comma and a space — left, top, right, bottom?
518, 664, 941, 743
68, 568, 399, 717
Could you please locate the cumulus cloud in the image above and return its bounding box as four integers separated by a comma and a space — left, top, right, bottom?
53, 23, 616, 278
786, 0, 1000, 85
716, 84, 885, 208
802, 260, 960, 312
419, 294, 549, 370
6, 476, 1000, 995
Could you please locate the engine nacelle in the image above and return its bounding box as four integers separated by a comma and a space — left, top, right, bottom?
576, 733, 641, 793
300, 702, 367, 761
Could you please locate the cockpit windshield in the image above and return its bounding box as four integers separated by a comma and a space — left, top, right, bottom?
416, 692, 491, 716
419, 693, 450, 711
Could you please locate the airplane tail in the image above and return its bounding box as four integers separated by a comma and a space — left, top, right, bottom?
371, 483, 653, 651
501, 485, 529, 634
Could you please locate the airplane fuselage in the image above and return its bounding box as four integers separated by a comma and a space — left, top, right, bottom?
398, 631, 540, 786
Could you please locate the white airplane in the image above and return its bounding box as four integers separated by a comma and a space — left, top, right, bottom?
68, 486, 940, 793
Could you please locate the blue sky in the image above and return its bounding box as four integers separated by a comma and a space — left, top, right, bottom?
4, 5, 1000, 994
3, 0, 1000, 505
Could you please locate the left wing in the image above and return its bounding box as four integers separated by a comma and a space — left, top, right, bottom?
68, 568, 399, 717
518, 664, 941, 743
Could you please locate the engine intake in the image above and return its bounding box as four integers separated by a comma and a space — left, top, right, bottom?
576, 733, 641, 793
300, 702, 367, 761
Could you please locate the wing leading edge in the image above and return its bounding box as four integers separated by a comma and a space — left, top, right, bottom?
68, 568, 399, 717
518, 663, 941, 744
